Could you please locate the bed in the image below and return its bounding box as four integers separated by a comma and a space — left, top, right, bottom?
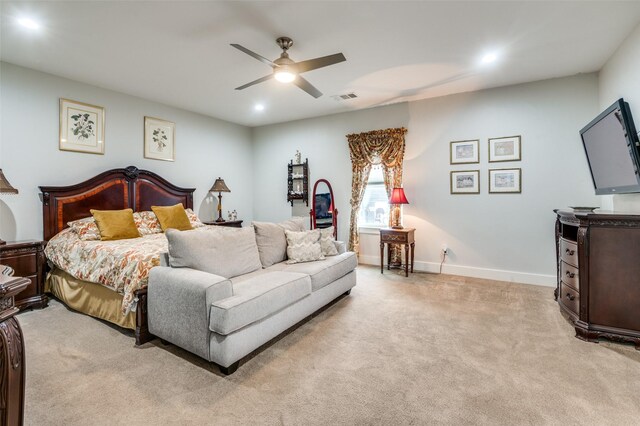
40, 166, 195, 345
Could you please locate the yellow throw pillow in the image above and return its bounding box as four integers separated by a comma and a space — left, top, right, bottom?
151, 203, 193, 232
90, 208, 141, 241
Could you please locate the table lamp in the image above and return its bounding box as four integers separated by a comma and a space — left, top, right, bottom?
389, 187, 409, 229
0, 169, 19, 245
209, 177, 230, 222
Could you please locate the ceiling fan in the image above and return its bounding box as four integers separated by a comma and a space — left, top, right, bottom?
231, 37, 346, 98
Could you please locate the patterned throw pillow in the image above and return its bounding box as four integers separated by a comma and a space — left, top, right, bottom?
285, 229, 324, 264
185, 208, 205, 228
133, 211, 163, 235
67, 217, 101, 241
319, 226, 339, 256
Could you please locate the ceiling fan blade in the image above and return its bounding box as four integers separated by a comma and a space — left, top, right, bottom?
235, 74, 273, 90
230, 44, 276, 67
293, 76, 322, 98
295, 53, 346, 74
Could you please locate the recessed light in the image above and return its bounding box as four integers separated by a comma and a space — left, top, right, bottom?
254, 104, 265, 111
481, 52, 498, 64
17, 17, 40, 30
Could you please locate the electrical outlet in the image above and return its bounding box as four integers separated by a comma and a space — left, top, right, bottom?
441, 244, 448, 256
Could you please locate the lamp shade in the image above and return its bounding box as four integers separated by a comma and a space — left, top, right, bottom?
209, 177, 230, 193
389, 188, 408, 204
0, 169, 18, 194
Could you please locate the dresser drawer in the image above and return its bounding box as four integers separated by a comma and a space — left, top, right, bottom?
560, 238, 578, 267
560, 261, 579, 291
559, 281, 579, 316
0, 251, 37, 275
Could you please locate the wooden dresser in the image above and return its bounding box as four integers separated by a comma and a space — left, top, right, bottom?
0, 241, 47, 311
555, 209, 640, 349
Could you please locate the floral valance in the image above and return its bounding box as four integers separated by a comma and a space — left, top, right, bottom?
346, 127, 407, 169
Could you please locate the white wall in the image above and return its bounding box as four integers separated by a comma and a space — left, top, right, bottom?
599, 22, 640, 211
253, 74, 600, 285
0, 62, 253, 241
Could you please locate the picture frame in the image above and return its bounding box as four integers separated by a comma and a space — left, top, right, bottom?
450, 139, 479, 164
59, 98, 105, 154
489, 168, 521, 193
488, 135, 521, 162
450, 170, 480, 194
144, 116, 175, 162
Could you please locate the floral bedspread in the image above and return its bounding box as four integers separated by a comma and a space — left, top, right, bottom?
45, 228, 168, 315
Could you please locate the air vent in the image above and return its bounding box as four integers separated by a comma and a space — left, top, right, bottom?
331, 93, 358, 101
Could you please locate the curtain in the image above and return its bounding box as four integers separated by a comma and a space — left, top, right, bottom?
346, 127, 407, 257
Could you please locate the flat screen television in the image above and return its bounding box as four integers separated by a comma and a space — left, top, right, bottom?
580, 98, 640, 195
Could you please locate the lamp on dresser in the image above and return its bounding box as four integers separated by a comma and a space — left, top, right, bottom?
389, 187, 409, 229
209, 177, 230, 223
0, 169, 19, 245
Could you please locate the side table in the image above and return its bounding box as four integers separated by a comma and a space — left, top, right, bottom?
203, 220, 243, 228
0, 273, 30, 426
380, 228, 415, 277
0, 241, 47, 311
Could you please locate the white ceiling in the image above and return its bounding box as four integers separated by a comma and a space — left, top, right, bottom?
2, 1, 640, 127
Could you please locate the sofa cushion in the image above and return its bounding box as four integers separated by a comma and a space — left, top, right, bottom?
166, 227, 262, 278
269, 252, 357, 291
319, 226, 339, 256
209, 271, 311, 335
285, 229, 324, 264
252, 218, 306, 267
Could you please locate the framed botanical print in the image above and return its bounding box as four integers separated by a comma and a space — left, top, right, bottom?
144, 117, 175, 161
59, 98, 105, 154
450, 139, 479, 164
450, 170, 480, 194
489, 168, 521, 193
488, 135, 521, 162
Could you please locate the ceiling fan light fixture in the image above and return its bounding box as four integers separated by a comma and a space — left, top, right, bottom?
274, 66, 297, 83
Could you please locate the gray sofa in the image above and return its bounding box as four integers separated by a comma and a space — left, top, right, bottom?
148, 220, 357, 374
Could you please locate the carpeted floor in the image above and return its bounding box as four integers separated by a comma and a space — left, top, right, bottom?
19, 265, 640, 425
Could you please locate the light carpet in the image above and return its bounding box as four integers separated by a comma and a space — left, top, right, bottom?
19, 266, 640, 425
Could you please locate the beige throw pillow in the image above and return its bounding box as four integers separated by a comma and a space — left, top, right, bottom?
319, 226, 339, 256
252, 218, 307, 267
285, 229, 324, 264
166, 227, 262, 278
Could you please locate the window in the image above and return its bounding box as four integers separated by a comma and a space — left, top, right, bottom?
358, 165, 389, 227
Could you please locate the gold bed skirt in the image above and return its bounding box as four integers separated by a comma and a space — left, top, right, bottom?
46, 268, 136, 330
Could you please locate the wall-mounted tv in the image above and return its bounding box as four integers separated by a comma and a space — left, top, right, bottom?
580, 98, 640, 195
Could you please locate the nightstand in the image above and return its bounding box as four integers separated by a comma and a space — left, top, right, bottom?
380, 228, 415, 277
0, 240, 47, 310
203, 220, 243, 228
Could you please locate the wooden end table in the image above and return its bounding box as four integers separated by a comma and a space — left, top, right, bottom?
380, 228, 415, 277
0, 241, 47, 311
203, 220, 243, 228
0, 273, 30, 426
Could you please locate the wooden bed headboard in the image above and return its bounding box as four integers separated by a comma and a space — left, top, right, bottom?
39, 166, 195, 241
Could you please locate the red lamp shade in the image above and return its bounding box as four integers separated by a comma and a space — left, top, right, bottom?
389, 188, 409, 204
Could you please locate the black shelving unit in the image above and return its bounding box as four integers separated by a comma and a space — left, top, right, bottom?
287, 158, 308, 206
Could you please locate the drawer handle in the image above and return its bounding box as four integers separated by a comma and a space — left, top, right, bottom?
565, 271, 576, 278
566, 292, 575, 301
565, 248, 575, 256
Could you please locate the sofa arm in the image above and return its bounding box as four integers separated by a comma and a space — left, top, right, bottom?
148, 266, 232, 360
334, 240, 347, 254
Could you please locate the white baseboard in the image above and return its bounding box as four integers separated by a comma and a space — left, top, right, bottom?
357, 255, 556, 287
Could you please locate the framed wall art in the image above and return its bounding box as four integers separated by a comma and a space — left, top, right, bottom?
59, 98, 105, 154
489, 168, 521, 193
450, 139, 479, 164
488, 135, 521, 162
450, 170, 480, 194
144, 116, 175, 161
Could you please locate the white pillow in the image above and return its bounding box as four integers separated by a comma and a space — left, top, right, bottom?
319, 226, 338, 256
285, 229, 324, 264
